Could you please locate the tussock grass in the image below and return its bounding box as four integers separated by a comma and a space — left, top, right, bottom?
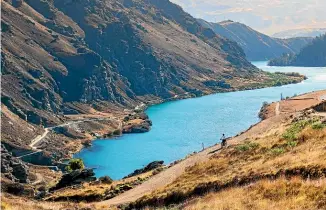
1, 195, 79, 210
182, 178, 326, 210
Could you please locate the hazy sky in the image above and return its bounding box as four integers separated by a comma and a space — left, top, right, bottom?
171, 0, 326, 35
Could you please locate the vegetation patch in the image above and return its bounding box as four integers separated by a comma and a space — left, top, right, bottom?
312, 122, 326, 130
65, 158, 84, 172
286, 140, 298, 148
282, 119, 316, 141
235, 142, 259, 152
269, 147, 285, 156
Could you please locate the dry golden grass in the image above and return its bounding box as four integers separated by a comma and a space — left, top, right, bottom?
1, 194, 80, 210
1, 194, 119, 210
182, 178, 326, 210
46, 169, 157, 202
130, 114, 326, 208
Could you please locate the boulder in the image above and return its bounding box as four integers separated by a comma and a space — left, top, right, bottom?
50, 169, 96, 191
1, 144, 29, 183
3, 182, 35, 197
124, 161, 164, 178
11, 162, 29, 183
99, 176, 113, 184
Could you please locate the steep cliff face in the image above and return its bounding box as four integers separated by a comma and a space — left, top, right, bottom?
197, 19, 312, 61
1, 0, 302, 151
268, 34, 326, 67
1, 0, 136, 127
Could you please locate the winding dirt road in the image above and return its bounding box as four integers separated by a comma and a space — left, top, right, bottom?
29, 128, 50, 150
28, 117, 122, 151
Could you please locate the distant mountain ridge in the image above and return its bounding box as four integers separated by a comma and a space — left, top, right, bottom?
268, 34, 326, 67
273, 28, 326, 39
197, 19, 312, 61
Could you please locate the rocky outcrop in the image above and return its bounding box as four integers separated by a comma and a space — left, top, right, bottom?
123, 112, 152, 133
122, 119, 152, 133
2, 182, 35, 197
99, 176, 113, 184
1, 144, 30, 183
50, 169, 96, 191
258, 102, 270, 120
124, 161, 164, 178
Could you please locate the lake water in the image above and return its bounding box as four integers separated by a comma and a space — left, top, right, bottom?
75, 61, 326, 179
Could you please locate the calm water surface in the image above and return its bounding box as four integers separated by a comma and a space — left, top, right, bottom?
75, 61, 326, 179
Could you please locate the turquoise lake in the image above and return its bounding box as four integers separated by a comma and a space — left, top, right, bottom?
75, 61, 326, 180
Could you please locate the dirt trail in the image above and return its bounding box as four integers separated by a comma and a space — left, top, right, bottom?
31, 173, 45, 185
275, 102, 280, 115
29, 128, 50, 150
28, 117, 122, 151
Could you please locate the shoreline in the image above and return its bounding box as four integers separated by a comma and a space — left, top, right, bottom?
14, 72, 307, 177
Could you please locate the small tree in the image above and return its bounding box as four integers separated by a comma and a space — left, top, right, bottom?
66, 158, 85, 172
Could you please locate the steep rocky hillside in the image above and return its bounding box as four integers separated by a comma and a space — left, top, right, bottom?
1, 0, 303, 152
197, 19, 312, 61
269, 34, 326, 67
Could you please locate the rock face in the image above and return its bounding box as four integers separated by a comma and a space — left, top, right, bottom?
197, 19, 313, 61
50, 169, 96, 191
1, 144, 30, 183
122, 112, 152, 133
258, 102, 270, 120
268, 34, 326, 67
122, 119, 152, 133
124, 160, 164, 178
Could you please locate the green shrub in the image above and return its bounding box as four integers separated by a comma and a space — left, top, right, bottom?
287, 140, 298, 148
312, 122, 326, 130
282, 119, 316, 141
270, 148, 285, 156
66, 158, 84, 172
235, 142, 259, 152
